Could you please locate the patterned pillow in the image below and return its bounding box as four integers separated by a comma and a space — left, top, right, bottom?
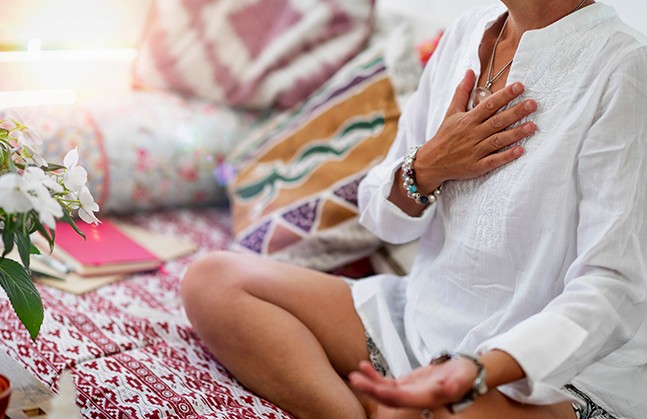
7, 91, 249, 214
133, 0, 376, 110
1, 106, 110, 208
227, 47, 400, 270
85, 91, 248, 213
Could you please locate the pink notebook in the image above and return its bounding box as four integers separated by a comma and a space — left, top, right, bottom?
47, 220, 162, 277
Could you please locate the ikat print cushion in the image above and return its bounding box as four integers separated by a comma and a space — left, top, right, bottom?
133, 0, 376, 110
227, 47, 400, 270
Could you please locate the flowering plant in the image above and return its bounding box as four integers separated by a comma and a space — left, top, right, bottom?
0, 111, 99, 340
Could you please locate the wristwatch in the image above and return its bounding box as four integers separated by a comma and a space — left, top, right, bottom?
428, 351, 488, 413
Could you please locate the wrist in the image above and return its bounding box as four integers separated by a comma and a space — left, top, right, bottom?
388, 168, 426, 217
402, 146, 443, 205
479, 349, 526, 389
428, 351, 488, 414
412, 143, 445, 194
426, 349, 525, 414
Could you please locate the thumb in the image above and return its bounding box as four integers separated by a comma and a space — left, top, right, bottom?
446, 69, 476, 116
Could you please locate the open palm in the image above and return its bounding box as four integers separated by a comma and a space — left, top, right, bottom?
349, 358, 477, 410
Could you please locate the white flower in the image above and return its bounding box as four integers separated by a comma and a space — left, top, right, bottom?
0, 173, 33, 213
0, 171, 62, 228
15, 128, 43, 148
78, 186, 100, 225
21, 172, 62, 229
20, 143, 49, 168
63, 148, 88, 192
5, 111, 42, 147
27, 186, 63, 229
23, 167, 63, 194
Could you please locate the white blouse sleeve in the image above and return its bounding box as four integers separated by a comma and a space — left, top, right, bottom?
477, 48, 647, 403
357, 54, 440, 244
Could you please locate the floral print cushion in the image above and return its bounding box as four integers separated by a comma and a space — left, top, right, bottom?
5, 105, 111, 208
9, 91, 251, 214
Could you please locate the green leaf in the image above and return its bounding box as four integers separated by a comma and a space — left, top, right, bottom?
7, 153, 17, 172
1, 229, 14, 258
61, 210, 85, 240
0, 258, 44, 340
30, 243, 41, 256
35, 223, 54, 251
15, 232, 32, 269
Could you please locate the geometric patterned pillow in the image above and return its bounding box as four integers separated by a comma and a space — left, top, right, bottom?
133, 0, 376, 110
227, 47, 400, 270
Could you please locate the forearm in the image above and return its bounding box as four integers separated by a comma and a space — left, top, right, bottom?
479, 349, 526, 389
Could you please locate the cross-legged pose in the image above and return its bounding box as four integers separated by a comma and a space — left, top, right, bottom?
182, 1, 647, 417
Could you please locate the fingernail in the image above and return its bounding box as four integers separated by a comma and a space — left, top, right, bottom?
525, 100, 536, 111
512, 83, 523, 94
523, 123, 534, 133
513, 147, 523, 156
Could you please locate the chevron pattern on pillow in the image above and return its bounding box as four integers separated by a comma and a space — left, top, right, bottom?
134, 0, 375, 109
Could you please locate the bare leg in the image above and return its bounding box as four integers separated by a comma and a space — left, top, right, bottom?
373, 390, 576, 419
181, 251, 371, 419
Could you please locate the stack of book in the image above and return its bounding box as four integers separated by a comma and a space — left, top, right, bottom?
28, 219, 197, 294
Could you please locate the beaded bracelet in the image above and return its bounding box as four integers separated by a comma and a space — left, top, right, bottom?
401, 145, 443, 205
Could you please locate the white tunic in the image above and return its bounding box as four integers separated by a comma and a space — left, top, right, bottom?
353, 3, 647, 417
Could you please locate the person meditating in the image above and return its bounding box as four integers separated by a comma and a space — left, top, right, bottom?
181, 0, 647, 418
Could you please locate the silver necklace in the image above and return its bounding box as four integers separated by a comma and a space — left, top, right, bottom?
472, 0, 588, 108
472, 16, 511, 107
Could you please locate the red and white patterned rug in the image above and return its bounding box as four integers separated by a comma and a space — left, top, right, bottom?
1, 207, 293, 418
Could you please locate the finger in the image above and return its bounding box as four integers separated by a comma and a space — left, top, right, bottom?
348, 371, 401, 405
357, 361, 392, 384
350, 369, 428, 408
478, 99, 537, 139
472, 81, 526, 122
477, 145, 525, 173
348, 371, 377, 393
477, 121, 536, 155
349, 373, 417, 408
445, 69, 477, 116
363, 383, 442, 409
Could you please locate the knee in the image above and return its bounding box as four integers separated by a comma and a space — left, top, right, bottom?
181, 250, 245, 317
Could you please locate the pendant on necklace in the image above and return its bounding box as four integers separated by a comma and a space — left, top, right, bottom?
472, 87, 492, 108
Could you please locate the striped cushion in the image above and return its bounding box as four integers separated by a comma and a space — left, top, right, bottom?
227, 47, 400, 270
133, 0, 375, 110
